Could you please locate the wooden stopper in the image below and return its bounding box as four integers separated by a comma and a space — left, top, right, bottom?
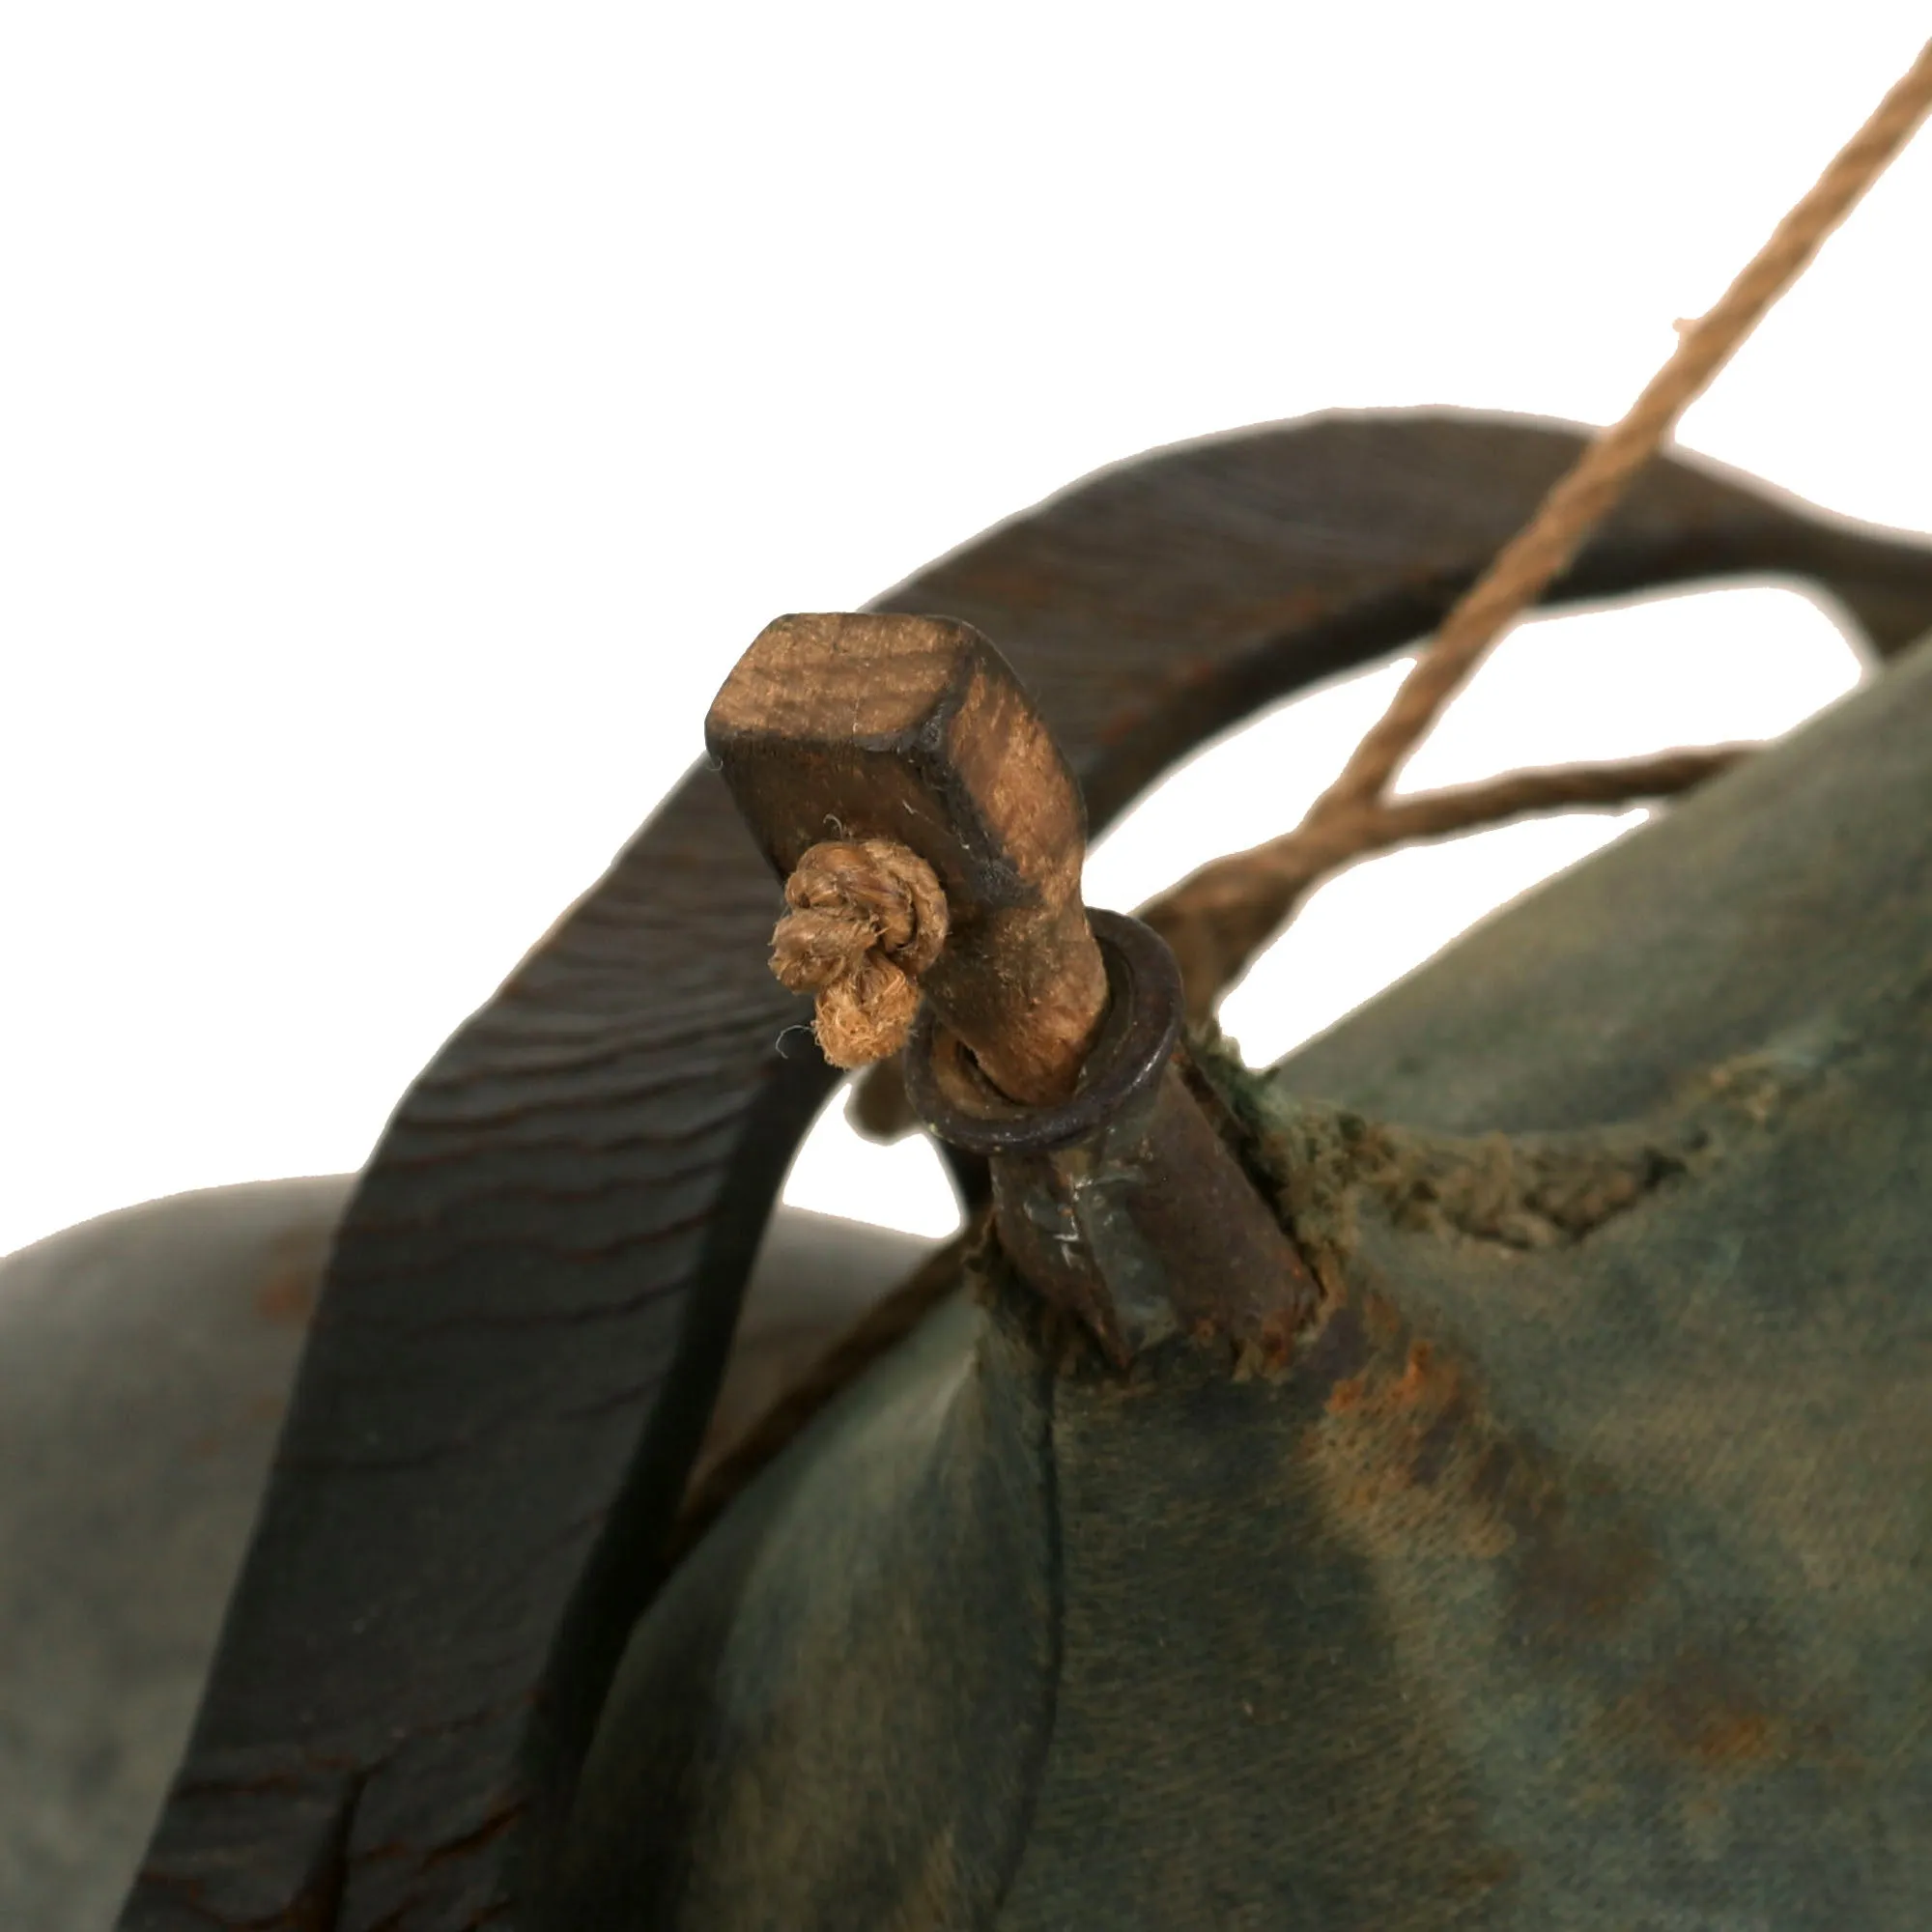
706, 613, 1109, 1106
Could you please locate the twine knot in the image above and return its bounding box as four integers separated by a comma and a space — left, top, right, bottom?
771, 838, 950, 1067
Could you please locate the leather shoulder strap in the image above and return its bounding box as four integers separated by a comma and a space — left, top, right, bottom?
123, 411, 1932, 1930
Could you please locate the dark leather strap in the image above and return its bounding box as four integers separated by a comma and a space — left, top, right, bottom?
122, 411, 1932, 1930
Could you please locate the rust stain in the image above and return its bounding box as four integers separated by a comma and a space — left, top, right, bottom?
1690, 1710, 1777, 1765
1603, 1650, 1792, 1775
1509, 1496, 1659, 1645
1231, 1303, 1301, 1379
1306, 1317, 1518, 1563
1393, 1340, 1439, 1406
1326, 1374, 1367, 1415
256, 1264, 317, 1325
256, 1226, 329, 1326
1304, 1302, 1660, 1641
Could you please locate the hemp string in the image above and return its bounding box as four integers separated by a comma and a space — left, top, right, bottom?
1145, 35, 1932, 1014
771, 838, 949, 1066
1144, 746, 1753, 1015
713, 43, 1932, 1543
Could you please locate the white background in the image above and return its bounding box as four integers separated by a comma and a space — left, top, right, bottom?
3, 7, 1927, 1260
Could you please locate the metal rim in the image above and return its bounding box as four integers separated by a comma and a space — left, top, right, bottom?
904, 909, 1183, 1155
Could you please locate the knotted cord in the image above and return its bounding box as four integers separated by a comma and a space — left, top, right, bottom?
771, 838, 949, 1066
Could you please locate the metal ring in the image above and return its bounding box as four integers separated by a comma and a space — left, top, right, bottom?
903, 909, 1183, 1155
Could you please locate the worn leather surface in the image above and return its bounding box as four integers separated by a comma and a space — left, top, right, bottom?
120, 412, 1932, 1929
560, 1293, 1057, 1931
0, 1185, 928, 1932
1, 1180, 345, 1932
562, 636, 1932, 1929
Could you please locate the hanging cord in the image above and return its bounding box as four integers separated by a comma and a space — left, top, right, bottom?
1144, 36, 1932, 1016
1145, 748, 1751, 1013
705, 44, 1932, 1551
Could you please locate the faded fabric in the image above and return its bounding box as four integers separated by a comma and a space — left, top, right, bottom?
558, 1291, 1059, 1928
562, 636, 1932, 1927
